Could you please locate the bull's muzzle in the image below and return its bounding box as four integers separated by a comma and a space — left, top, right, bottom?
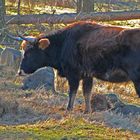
17, 69, 27, 76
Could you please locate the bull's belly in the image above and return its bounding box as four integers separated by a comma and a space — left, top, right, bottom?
94, 69, 129, 83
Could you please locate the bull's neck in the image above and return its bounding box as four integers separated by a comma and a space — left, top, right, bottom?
44, 30, 66, 70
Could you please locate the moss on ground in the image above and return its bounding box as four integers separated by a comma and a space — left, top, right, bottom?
0, 117, 139, 140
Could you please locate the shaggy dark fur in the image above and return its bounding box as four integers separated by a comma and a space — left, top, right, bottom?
19, 21, 140, 113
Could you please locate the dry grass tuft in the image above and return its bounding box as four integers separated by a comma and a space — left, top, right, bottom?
0, 65, 140, 137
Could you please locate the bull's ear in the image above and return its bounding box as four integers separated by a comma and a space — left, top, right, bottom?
20, 40, 28, 50
39, 38, 50, 50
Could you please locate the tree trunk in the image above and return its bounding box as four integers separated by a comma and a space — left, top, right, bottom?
93, 0, 95, 11
82, 0, 93, 12
77, 0, 82, 13
5, 10, 140, 25
0, 0, 6, 43
17, 0, 21, 15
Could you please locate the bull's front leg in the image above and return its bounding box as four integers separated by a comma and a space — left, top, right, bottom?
67, 76, 80, 111
133, 82, 140, 98
82, 76, 93, 113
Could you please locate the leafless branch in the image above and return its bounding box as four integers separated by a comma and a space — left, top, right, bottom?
5, 10, 140, 25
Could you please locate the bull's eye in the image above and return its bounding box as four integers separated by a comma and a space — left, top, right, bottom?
24, 52, 31, 58
26, 45, 33, 50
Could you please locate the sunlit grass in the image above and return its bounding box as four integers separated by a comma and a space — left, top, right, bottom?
0, 117, 139, 140
1, 2, 140, 139
0, 66, 139, 139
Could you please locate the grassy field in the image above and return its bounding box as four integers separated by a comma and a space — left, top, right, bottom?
0, 117, 140, 140
1, 2, 140, 139
0, 65, 140, 140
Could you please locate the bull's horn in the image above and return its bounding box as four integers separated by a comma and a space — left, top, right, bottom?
7, 34, 23, 41
17, 33, 36, 43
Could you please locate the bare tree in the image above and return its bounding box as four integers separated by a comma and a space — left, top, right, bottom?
17, 0, 21, 15
77, 0, 82, 13
0, 0, 6, 43
82, 0, 93, 12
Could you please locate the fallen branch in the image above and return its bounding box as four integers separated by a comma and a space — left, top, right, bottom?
5, 10, 140, 25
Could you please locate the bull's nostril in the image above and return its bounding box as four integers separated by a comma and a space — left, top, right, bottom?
17, 69, 26, 76
17, 69, 22, 76
18, 71, 22, 75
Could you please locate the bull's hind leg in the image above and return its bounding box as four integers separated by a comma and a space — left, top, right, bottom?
67, 76, 80, 111
82, 77, 93, 113
127, 69, 140, 98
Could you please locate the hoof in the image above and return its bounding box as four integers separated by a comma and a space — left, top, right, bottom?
84, 109, 91, 114
67, 106, 73, 111
65, 107, 74, 114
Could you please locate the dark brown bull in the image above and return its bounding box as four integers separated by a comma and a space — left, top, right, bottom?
9, 21, 140, 113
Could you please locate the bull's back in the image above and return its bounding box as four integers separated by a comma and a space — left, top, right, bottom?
78, 26, 125, 48
76, 25, 129, 83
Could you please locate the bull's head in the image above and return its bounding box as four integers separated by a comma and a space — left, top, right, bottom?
8, 33, 50, 75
